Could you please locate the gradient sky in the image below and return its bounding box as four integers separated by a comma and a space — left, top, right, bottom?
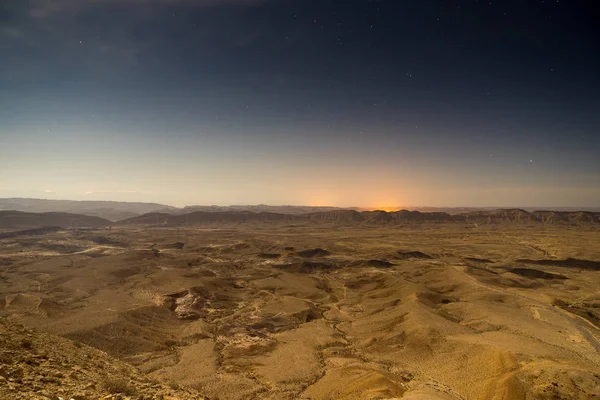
1, 0, 599, 207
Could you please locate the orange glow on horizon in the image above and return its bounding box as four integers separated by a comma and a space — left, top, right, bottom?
305, 191, 404, 210
369, 206, 402, 212
368, 195, 404, 212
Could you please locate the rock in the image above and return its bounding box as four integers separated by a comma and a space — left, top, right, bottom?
232, 280, 246, 289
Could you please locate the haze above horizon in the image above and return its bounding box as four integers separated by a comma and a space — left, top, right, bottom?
1, 197, 599, 213
1, 0, 599, 207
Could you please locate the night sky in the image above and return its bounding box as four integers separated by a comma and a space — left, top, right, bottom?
1, 0, 599, 207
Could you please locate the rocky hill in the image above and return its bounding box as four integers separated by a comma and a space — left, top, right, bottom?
0, 318, 205, 400
532, 210, 600, 224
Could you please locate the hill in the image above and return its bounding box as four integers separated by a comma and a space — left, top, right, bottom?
116, 211, 297, 226
178, 204, 356, 215
0, 318, 204, 400
4, 198, 598, 223
0, 198, 175, 222
115, 209, 600, 226
0, 199, 357, 221
0, 211, 111, 230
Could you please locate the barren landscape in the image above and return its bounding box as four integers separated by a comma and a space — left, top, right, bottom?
4, 0, 598, 397
1, 210, 600, 399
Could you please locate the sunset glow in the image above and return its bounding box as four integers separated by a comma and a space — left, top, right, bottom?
1, 0, 598, 207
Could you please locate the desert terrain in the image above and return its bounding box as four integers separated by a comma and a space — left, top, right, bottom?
1, 211, 600, 399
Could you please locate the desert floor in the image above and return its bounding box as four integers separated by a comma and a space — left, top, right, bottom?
1, 223, 599, 399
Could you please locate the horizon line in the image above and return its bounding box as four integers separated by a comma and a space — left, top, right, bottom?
0, 196, 599, 210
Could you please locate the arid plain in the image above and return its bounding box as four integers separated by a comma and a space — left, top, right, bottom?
1, 213, 600, 399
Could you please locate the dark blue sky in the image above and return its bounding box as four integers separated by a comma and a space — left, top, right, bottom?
1, 0, 599, 207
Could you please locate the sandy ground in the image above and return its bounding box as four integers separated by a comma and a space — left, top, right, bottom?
1, 223, 600, 399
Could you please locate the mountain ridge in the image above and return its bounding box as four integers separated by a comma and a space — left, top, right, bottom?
2, 207, 600, 230
115, 209, 600, 226
0, 198, 175, 221
3, 198, 598, 221
0, 211, 111, 230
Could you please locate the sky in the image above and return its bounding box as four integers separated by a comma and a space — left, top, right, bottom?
1, 0, 599, 208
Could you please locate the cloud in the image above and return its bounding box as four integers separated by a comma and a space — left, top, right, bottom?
43, 189, 54, 193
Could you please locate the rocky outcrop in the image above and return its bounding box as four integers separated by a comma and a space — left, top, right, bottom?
0, 318, 205, 400
307, 210, 363, 223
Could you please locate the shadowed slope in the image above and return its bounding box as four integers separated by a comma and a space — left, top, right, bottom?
0, 211, 111, 229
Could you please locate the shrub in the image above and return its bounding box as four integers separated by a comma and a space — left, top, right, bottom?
101, 377, 138, 396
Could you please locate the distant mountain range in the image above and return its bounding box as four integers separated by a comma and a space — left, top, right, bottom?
0, 198, 175, 221
0, 210, 110, 230
115, 209, 600, 227
0, 198, 352, 221
2, 198, 598, 222
1, 208, 599, 230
